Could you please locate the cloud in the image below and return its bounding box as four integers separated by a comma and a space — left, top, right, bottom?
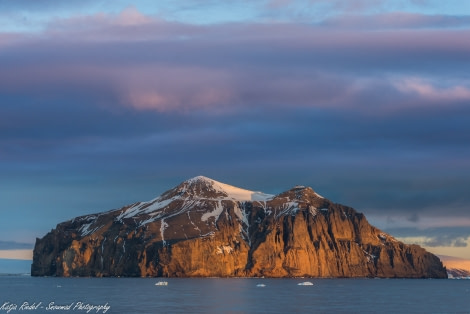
394, 77, 470, 104
407, 213, 420, 223
2, 9, 470, 114
264, 0, 468, 23
382, 226, 470, 237
424, 236, 469, 248
116, 6, 154, 26
267, 0, 294, 9
321, 12, 470, 29
265, 0, 388, 14
368, 214, 470, 233
119, 66, 235, 112
326, 0, 391, 13
453, 238, 468, 247
387, 227, 470, 253
0, 241, 34, 250
48, 6, 155, 32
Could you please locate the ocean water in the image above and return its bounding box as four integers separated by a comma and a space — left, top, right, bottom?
0, 276, 469, 313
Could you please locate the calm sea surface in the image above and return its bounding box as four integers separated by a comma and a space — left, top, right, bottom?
0, 276, 469, 313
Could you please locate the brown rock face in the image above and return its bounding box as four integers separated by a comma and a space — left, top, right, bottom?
31, 176, 447, 278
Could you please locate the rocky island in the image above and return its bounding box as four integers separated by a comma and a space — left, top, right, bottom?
32, 176, 447, 278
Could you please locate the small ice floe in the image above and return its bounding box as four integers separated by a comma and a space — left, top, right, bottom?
56, 285, 62, 288
297, 281, 314, 286
256, 283, 266, 287
155, 281, 168, 286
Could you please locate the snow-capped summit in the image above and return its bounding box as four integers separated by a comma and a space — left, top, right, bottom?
115, 175, 274, 222
181, 175, 274, 201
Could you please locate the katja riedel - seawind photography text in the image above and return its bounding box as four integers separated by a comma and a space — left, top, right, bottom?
0, 301, 110, 313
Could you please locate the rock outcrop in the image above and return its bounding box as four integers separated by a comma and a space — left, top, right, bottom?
32, 176, 447, 278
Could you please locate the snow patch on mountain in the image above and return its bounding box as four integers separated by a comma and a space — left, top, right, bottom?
201, 200, 224, 222
160, 219, 168, 245
116, 196, 177, 221
76, 215, 104, 236
276, 200, 300, 217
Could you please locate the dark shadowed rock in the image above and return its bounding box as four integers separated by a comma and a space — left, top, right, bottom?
32, 176, 447, 278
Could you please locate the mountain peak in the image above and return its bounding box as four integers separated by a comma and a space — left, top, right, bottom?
183, 176, 216, 184
275, 185, 324, 201
115, 176, 273, 222
186, 175, 214, 184
180, 176, 273, 201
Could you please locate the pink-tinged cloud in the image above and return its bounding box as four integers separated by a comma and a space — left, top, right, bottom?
112, 65, 235, 112
116, 6, 155, 26
126, 87, 231, 111
395, 78, 470, 103
2, 7, 470, 113
127, 89, 233, 112
118, 66, 357, 112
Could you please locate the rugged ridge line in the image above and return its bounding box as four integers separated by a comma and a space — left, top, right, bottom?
31, 176, 447, 278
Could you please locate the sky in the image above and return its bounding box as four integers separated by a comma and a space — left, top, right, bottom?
1, 0, 470, 269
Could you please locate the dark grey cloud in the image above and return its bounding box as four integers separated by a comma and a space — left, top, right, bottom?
423, 236, 467, 248
424, 237, 467, 248
383, 227, 470, 248
407, 213, 420, 223
388, 227, 470, 238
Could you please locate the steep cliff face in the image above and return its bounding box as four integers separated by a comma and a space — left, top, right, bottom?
31, 176, 447, 278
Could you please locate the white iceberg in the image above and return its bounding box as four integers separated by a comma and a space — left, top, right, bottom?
297, 281, 314, 286
155, 281, 168, 286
